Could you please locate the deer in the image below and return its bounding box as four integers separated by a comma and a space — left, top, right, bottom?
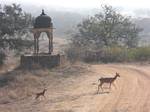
35, 88, 47, 99
97, 72, 120, 93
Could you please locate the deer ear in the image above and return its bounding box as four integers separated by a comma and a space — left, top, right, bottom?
116, 72, 119, 75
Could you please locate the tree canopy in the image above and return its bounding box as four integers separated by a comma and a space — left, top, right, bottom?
0, 3, 33, 65
71, 5, 142, 50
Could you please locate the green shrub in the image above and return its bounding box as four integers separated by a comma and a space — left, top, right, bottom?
134, 47, 150, 61
65, 45, 150, 63
65, 45, 84, 63
0, 51, 6, 65
100, 47, 127, 62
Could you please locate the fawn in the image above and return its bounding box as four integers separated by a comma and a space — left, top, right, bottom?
35, 88, 47, 99
97, 72, 120, 93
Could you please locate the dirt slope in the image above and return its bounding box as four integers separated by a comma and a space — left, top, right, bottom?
1, 63, 150, 112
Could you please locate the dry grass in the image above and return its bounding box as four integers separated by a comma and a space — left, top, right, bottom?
1, 63, 150, 112
0, 62, 90, 109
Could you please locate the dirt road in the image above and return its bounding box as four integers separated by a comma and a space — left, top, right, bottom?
1, 64, 150, 112
46, 64, 150, 112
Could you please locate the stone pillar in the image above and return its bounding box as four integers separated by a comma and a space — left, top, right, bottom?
49, 36, 51, 54
47, 31, 52, 54
34, 36, 36, 54
51, 31, 53, 53
33, 32, 40, 54
33, 28, 53, 54
37, 37, 39, 54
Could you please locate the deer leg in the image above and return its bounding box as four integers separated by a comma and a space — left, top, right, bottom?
35, 94, 39, 99
109, 83, 112, 89
112, 83, 117, 89
97, 83, 103, 94
100, 82, 103, 92
43, 94, 46, 99
97, 84, 103, 94
97, 84, 100, 94
101, 85, 103, 92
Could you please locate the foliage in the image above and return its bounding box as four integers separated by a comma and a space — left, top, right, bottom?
0, 3, 33, 65
71, 5, 142, 50
132, 47, 150, 61
65, 44, 86, 63
0, 50, 6, 65
66, 5, 144, 63
65, 45, 150, 63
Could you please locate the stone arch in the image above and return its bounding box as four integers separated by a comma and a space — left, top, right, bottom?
32, 28, 53, 54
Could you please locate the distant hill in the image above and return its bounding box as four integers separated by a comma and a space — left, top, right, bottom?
135, 18, 150, 33
134, 18, 150, 44
20, 4, 86, 38
18, 4, 150, 43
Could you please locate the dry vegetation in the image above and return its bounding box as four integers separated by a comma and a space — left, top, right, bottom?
1, 62, 150, 112
0, 37, 150, 112
1, 4, 150, 112
0, 61, 91, 112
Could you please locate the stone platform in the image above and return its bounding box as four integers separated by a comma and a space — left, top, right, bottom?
20, 54, 65, 69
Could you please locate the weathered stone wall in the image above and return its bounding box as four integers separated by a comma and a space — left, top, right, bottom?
20, 54, 65, 69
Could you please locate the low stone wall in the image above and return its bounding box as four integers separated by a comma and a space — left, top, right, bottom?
20, 54, 65, 69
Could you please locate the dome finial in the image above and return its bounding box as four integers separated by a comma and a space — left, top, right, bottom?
41, 9, 46, 15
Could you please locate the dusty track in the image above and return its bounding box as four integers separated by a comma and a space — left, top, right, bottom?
1, 64, 150, 112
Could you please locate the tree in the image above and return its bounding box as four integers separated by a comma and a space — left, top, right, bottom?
0, 4, 33, 65
71, 5, 142, 50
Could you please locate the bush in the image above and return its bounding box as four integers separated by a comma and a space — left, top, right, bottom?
65, 44, 89, 63
0, 51, 6, 65
64, 45, 81, 63
133, 47, 150, 61
83, 47, 128, 63
65, 46, 150, 63
101, 47, 126, 62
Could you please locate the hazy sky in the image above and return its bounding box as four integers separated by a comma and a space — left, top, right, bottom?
1, 0, 150, 17
1, 0, 150, 9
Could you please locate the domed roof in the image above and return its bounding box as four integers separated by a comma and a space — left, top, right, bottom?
34, 10, 53, 28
